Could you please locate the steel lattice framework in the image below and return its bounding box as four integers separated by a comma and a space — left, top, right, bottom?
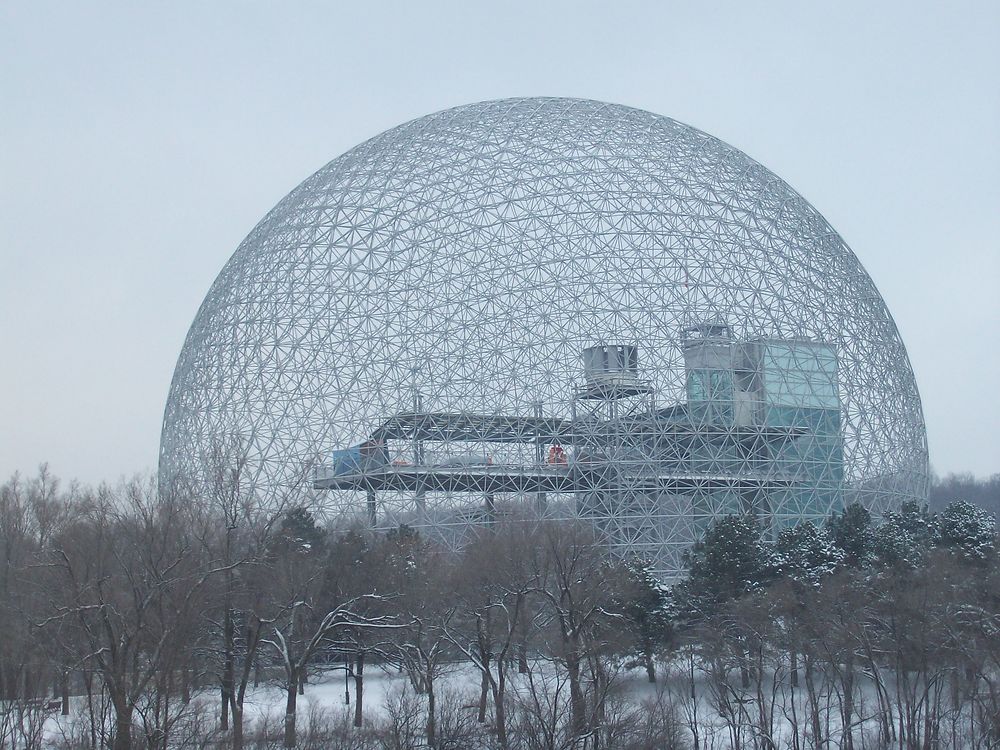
160, 97, 928, 579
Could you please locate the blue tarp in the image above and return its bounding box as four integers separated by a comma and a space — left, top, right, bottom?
330, 446, 362, 476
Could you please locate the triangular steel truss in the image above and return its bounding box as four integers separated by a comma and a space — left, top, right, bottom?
159, 98, 928, 580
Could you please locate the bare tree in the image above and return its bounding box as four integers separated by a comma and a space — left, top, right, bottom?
194, 433, 293, 750
373, 526, 452, 749
262, 595, 400, 748
36, 477, 227, 750
528, 520, 625, 742
1, 467, 69, 708
443, 519, 541, 750
322, 527, 399, 729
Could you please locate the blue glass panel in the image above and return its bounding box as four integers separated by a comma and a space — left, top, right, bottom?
762, 342, 838, 409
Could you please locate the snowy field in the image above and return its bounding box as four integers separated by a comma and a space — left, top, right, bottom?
36, 661, 681, 748
16, 654, 988, 749
26, 659, 979, 749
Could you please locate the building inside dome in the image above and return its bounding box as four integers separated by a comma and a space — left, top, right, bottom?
160, 97, 928, 579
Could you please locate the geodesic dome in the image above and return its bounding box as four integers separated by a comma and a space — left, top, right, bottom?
160, 97, 927, 578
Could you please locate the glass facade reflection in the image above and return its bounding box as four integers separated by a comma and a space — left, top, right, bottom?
683, 327, 844, 533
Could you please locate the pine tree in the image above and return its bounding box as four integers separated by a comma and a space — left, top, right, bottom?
270, 506, 326, 559
827, 502, 874, 568
936, 500, 996, 562
872, 501, 937, 568
680, 514, 773, 617
774, 521, 844, 588
618, 558, 674, 682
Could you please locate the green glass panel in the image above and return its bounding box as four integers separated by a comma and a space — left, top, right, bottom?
762, 342, 838, 409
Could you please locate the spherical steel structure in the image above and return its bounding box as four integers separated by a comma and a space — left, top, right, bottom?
160, 97, 927, 578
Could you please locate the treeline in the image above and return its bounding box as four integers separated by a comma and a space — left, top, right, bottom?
0, 465, 998, 750
673, 500, 999, 750
931, 472, 1000, 518
0, 467, 676, 750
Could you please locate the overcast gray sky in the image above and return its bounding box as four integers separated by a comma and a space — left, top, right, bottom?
1, 1, 997, 485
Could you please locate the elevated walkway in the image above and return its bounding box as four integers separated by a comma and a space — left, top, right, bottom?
313, 461, 794, 493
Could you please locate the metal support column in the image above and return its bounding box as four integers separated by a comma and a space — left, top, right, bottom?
366, 488, 377, 527
534, 401, 547, 512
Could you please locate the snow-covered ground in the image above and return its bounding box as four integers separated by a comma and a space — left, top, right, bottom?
37, 661, 670, 747
30, 659, 982, 749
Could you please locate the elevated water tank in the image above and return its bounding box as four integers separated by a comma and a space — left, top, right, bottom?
582, 344, 640, 389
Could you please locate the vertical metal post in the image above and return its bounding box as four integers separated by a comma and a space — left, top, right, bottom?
412, 388, 426, 517
570, 397, 581, 517
485, 493, 496, 525
366, 488, 377, 528
412, 390, 423, 464
534, 401, 546, 511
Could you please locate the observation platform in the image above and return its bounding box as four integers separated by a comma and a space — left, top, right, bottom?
312, 408, 806, 526
371, 411, 573, 443
312, 462, 794, 494
368, 410, 804, 446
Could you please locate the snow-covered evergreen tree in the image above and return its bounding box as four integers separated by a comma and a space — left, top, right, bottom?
774, 521, 844, 588
618, 558, 674, 682
269, 506, 327, 559
679, 514, 773, 617
872, 500, 937, 568
936, 499, 996, 562
827, 502, 874, 568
